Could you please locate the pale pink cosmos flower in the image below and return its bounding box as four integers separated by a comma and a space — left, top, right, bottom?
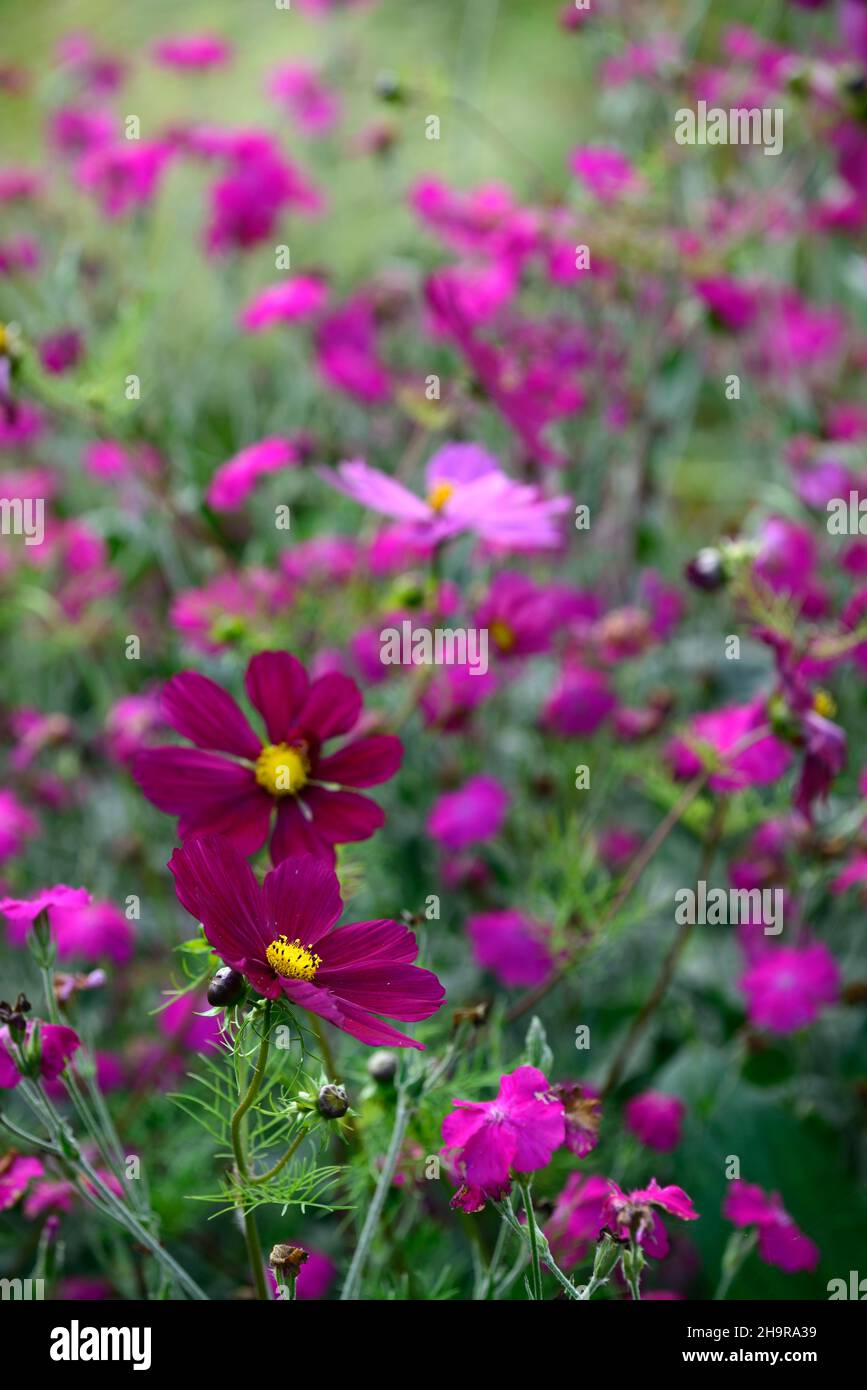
324, 443, 569, 552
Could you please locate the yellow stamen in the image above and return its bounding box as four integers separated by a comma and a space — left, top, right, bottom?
427, 480, 455, 512
490, 619, 515, 652
265, 934, 322, 982
813, 690, 837, 719
254, 742, 309, 797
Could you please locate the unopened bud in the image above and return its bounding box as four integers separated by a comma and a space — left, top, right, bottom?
207, 966, 245, 1008
317, 1082, 349, 1119
367, 1049, 398, 1082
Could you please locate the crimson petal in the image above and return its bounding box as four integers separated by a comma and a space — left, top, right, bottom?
244, 651, 309, 744
162, 671, 261, 759
262, 853, 343, 947
317, 734, 403, 788
169, 836, 268, 963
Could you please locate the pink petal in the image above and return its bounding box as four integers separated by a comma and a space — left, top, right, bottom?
244, 650, 309, 743
168, 836, 268, 962
316, 734, 403, 787
294, 673, 362, 740
161, 671, 261, 759
262, 853, 343, 947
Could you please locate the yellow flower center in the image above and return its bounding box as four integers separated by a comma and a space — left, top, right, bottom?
427, 481, 455, 512
265, 934, 322, 982
254, 743, 309, 797
490, 619, 515, 652
813, 690, 837, 719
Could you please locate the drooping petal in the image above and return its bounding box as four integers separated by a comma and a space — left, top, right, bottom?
161, 671, 262, 759
300, 787, 385, 843
169, 836, 267, 962
316, 734, 403, 787
294, 673, 362, 741
262, 853, 343, 946
244, 650, 309, 744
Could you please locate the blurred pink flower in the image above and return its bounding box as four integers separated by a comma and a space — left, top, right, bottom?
427, 775, 509, 851
723, 1179, 819, 1273
739, 941, 840, 1033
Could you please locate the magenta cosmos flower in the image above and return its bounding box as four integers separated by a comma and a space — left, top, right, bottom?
441, 1065, 565, 1212
133, 650, 402, 865
739, 941, 840, 1033
324, 443, 570, 552
624, 1091, 685, 1153
169, 837, 443, 1048
604, 1178, 699, 1258
426, 774, 509, 852
723, 1180, 818, 1274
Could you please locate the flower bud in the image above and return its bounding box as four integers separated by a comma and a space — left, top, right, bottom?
367, 1049, 398, 1082
685, 547, 725, 592
207, 966, 245, 1007
317, 1082, 349, 1119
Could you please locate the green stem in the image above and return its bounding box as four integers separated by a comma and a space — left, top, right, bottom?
229, 1004, 272, 1301
253, 1132, 304, 1185
516, 1177, 543, 1300
340, 1089, 411, 1300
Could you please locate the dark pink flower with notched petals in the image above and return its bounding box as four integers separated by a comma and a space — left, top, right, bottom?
441, 1066, 565, 1211
603, 1178, 699, 1258
546, 1173, 611, 1267
570, 146, 643, 202
624, 1091, 685, 1153
738, 941, 840, 1034
666, 699, 793, 792
0, 885, 91, 931
0, 1154, 44, 1211
206, 436, 299, 511
169, 836, 444, 1049
467, 909, 554, 988
133, 650, 402, 865
151, 34, 232, 70
426, 775, 509, 851
0, 1022, 81, 1089
239, 275, 328, 332
723, 1180, 819, 1273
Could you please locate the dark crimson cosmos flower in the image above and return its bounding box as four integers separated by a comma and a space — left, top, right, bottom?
168, 836, 445, 1049
133, 650, 402, 864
